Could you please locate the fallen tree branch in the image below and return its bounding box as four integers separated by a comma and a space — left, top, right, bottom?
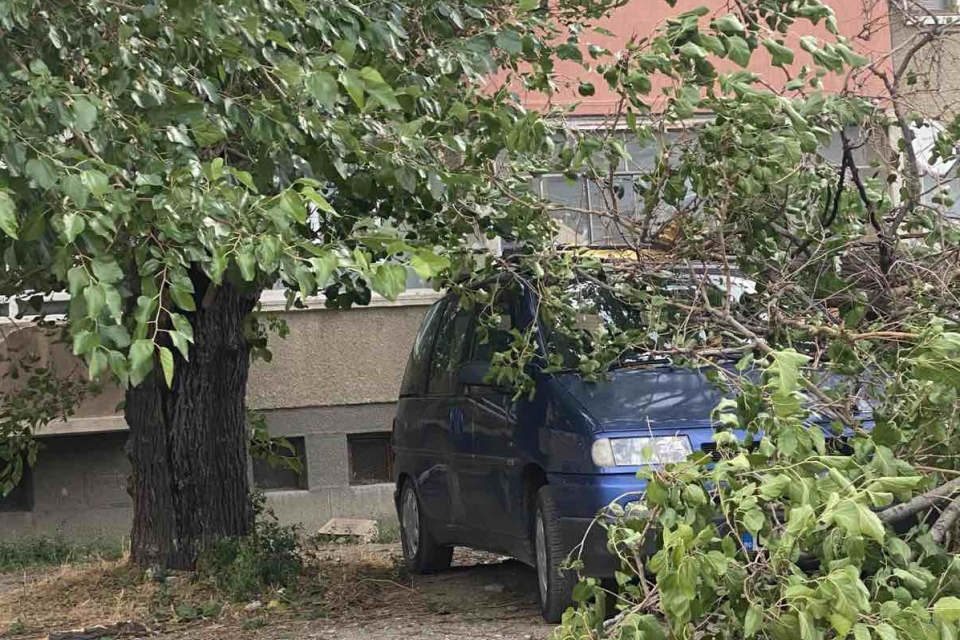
932, 497, 960, 545
878, 476, 960, 525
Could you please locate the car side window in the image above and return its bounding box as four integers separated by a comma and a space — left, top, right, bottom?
470, 299, 514, 366
399, 298, 447, 396
427, 300, 472, 395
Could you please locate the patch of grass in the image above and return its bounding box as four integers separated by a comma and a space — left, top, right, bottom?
371, 522, 401, 544
0, 534, 125, 572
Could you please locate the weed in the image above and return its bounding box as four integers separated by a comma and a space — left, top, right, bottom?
8, 619, 25, 634
241, 617, 268, 631
174, 603, 200, 622
196, 495, 303, 601
370, 522, 401, 544
0, 534, 125, 572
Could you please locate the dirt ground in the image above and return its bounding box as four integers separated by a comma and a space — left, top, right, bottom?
0, 544, 553, 640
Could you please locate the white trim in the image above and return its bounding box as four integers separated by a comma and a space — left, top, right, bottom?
257, 287, 442, 313
40, 415, 128, 436
0, 287, 442, 323
554, 114, 713, 131
918, 14, 960, 24
900, 0, 960, 25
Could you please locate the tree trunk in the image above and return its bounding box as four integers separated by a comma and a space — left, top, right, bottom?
125, 275, 259, 570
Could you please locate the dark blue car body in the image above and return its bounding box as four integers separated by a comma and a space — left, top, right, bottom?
392, 283, 728, 577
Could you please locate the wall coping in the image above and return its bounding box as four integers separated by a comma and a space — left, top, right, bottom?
257, 287, 443, 312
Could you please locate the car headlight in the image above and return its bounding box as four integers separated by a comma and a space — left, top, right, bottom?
591, 436, 693, 468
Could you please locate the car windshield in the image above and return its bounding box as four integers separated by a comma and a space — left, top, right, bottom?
539, 269, 755, 371
539, 277, 661, 370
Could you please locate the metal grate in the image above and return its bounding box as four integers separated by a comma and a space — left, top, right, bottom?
348, 432, 393, 486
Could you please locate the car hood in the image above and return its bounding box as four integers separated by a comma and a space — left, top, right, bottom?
554, 365, 874, 433
555, 366, 726, 432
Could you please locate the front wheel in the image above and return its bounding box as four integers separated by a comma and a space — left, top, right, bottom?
534, 486, 575, 623
398, 481, 453, 574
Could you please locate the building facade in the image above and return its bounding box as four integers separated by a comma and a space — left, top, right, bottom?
0, 290, 439, 538
5, 0, 949, 541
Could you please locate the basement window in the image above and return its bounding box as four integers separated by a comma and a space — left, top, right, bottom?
348, 433, 393, 485
0, 463, 35, 512
252, 436, 307, 491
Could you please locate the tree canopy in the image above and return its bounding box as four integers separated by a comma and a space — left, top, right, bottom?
5, 0, 960, 638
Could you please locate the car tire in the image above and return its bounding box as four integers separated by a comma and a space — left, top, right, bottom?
534, 486, 575, 623
398, 480, 453, 574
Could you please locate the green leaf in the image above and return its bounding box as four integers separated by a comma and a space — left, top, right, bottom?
169, 330, 190, 361
714, 13, 745, 35
853, 623, 871, 640
679, 42, 708, 60
67, 266, 90, 296
306, 71, 339, 108
828, 499, 886, 543
84, 284, 106, 317
279, 190, 307, 224
80, 170, 109, 197
495, 30, 523, 55
340, 69, 365, 109
301, 187, 337, 215
170, 287, 197, 312
129, 339, 154, 386
698, 34, 726, 56
170, 313, 195, 343
518, 0, 540, 12
726, 36, 751, 67
360, 67, 401, 110
309, 251, 339, 288
159, 346, 174, 388
0, 191, 18, 239
25, 158, 57, 190
744, 604, 762, 638
62, 213, 86, 242
20, 211, 46, 241
763, 39, 795, 66
829, 613, 853, 638
61, 175, 89, 207
72, 330, 100, 356
799, 610, 816, 640
237, 248, 257, 282
101, 324, 131, 349
74, 98, 98, 132
934, 597, 960, 623
92, 258, 123, 284
875, 623, 897, 640
410, 251, 449, 279
369, 263, 407, 300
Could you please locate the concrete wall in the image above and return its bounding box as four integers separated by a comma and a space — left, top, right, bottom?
889, 5, 960, 120
0, 293, 438, 539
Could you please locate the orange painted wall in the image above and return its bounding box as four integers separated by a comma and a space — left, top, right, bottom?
500, 0, 893, 116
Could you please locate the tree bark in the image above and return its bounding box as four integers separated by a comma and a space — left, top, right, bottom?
125, 274, 259, 570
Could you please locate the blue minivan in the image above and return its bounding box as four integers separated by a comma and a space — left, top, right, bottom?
391, 276, 732, 622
